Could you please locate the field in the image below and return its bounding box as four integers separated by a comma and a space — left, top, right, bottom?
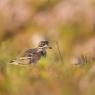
0, 0, 95, 95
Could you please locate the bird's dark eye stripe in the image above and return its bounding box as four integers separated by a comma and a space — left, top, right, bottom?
40, 44, 45, 47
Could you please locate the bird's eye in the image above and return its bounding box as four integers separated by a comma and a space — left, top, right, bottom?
39, 41, 49, 47
45, 41, 49, 45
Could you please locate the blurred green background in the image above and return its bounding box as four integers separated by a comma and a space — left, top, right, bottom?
0, 0, 95, 95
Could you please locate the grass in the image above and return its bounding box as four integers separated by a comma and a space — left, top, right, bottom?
0, 9, 95, 95
0, 59, 94, 95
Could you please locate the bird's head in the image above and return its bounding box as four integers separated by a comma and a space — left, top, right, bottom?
38, 41, 52, 50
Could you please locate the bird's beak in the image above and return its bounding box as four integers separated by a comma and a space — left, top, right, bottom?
44, 45, 52, 49
48, 46, 52, 49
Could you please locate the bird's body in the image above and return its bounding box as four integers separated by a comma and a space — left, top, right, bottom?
10, 41, 52, 65
22, 48, 46, 64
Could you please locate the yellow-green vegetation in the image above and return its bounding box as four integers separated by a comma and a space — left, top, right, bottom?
0, 0, 95, 95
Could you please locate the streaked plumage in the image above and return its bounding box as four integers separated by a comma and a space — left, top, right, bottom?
10, 41, 52, 65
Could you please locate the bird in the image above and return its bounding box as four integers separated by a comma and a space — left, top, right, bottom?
10, 40, 52, 65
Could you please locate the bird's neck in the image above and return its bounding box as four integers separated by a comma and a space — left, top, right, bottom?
38, 47, 46, 51
37, 47, 47, 57
38, 47, 46, 52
